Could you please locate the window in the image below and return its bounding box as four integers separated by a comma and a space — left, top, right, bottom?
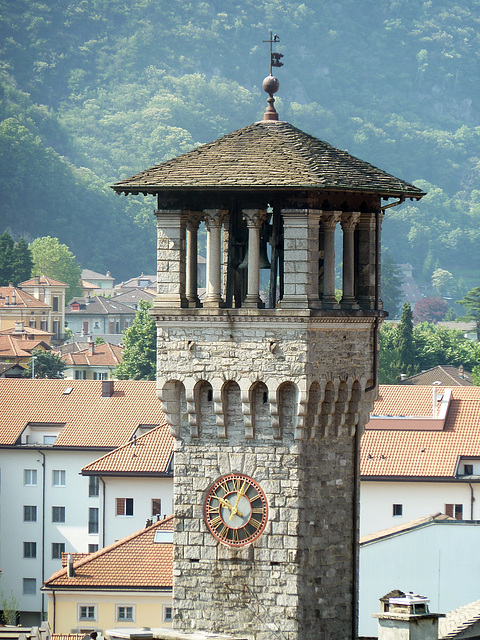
116, 606, 135, 622
152, 499, 162, 516
89, 476, 99, 497
24, 506, 37, 522
93, 372, 108, 380
29, 318, 36, 329
44, 435, 57, 445
53, 470, 66, 486
88, 544, 98, 553
116, 498, 134, 516
52, 543, 65, 559
41, 319, 48, 331
53, 296, 59, 312
163, 606, 173, 623
75, 370, 87, 380
23, 578, 36, 595
445, 503, 463, 519
52, 506, 65, 523
464, 464, 474, 475
53, 320, 60, 338
88, 508, 99, 534
24, 469, 37, 486
23, 542, 37, 558
78, 605, 96, 621
392, 504, 403, 517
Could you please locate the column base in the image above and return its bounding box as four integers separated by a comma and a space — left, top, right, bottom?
203, 296, 224, 308
340, 297, 360, 310
242, 295, 264, 309
321, 296, 340, 310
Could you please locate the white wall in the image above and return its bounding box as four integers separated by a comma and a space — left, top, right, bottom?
359, 520, 480, 638
101, 476, 173, 546
360, 480, 480, 536
0, 448, 102, 620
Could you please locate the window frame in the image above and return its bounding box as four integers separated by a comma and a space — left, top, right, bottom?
88, 507, 99, 534
116, 497, 134, 517
24, 469, 38, 486
116, 605, 135, 622
152, 498, 162, 517
52, 506, 66, 523
52, 542, 65, 559
23, 542, 37, 558
78, 605, 97, 622
88, 475, 99, 497
445, 503, 463, 519
24, 505, 37, 522
392, 503, 403, 517
163, 605, 173, 623
23, 578, 36, 595
52, 470, 66, 487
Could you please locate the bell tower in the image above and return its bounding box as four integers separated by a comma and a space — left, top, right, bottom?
113, 60, 424, 640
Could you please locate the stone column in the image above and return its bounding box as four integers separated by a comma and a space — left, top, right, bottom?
154, 209, 187, 308
203, 209, 226, 308
340, 212, 361, 309
321, 211, 342, 308
356, 211, 383, 310
279, 209, 323, 309
242, 209, 267, 308
185, 214, 202, 308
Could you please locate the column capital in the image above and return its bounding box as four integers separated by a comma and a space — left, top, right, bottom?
204, 209, 227, 229
185, 211, 203, 230
340, 211, 361, 231
242, 209, 268, 228
322, 211, 342, 230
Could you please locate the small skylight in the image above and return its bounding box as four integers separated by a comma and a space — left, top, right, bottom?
63, 387, 73, 395
154, 530, 173, 544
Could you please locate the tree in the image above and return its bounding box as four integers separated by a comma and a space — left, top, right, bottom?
115, 300, 156, 380
381, 253, 403, 318
432, 268, 455, 298
472, 365, 480, 386
23, 348, 66, 379
395, 302, 416, 377
29, 236, 82, 300
11, 237, 33, 285
413, 297, 448, 324
0, 232, 14, 285
457, 286, 480, 340
379, 323, 401, 384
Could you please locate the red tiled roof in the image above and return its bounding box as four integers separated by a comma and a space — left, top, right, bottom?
0, 335, 32, 358
60, 342, 123, 367
361, 385, 480, 478
0, 287, 50, 309
0, 326, 54, 337
44, 517, 173, 589
0, 379, 166, 448
82, 426, 173, 475
20, 276, 68, 287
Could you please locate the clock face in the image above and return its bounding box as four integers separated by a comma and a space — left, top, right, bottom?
204, 473, 268, 546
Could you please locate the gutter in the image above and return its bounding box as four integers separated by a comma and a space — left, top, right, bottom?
37, 450, 46, 621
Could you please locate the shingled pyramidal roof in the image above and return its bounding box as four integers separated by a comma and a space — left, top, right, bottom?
113, 120, 424, 200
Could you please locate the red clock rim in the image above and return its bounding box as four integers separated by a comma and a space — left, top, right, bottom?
204, 473, 268, 547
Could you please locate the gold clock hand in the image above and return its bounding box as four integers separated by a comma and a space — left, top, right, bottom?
229, 479, 247, 521
217, 496, 243, 517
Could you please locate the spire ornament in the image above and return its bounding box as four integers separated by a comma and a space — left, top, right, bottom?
262, 32, 283, 121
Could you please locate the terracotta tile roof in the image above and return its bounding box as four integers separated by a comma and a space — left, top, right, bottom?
0, 287, 50, 309
82, 269, 114, 281
20, 276, 67, 287
0, 326, 54, 337
361, 386, 480, 478
439, 598, 480, 639
112, 121, 424, 199
0, 379, 166, 448
399, 365, 473, 386
0, 335, 32, 358
82, 426, 173, 475
44, 517, 173, 589
360, 512, 453, 545
60, 342, 123, 367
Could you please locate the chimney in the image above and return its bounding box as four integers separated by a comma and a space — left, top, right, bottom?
373, 591, 444, 640
11, 292, 16, 305
67, 554, 75, 578
34, 275, 41, 285
87, 335, 94, 356
432, 386, 438, 417
459, 365, 464, 379
400, 373, 407, 381
14, 322, 24, 334
101, 380, 114, 397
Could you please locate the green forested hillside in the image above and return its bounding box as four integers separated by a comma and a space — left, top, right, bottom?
1, 0, 479, 285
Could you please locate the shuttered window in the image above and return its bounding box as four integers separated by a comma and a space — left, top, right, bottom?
445, 503, 463, 519
116, 498, 134, 516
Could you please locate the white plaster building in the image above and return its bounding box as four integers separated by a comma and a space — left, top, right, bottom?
0, 379, 171, 625
359, 516, 480, 638
360, 385, 480, 536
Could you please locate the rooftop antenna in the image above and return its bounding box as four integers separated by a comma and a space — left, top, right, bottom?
262, 31, 284, 121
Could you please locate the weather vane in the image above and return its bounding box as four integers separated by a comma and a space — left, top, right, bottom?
262, 32, 284, 121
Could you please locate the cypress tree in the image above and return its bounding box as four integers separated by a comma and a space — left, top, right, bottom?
0, 232, 14, 285
11, 238, 33, 285
395, 302, 416, 377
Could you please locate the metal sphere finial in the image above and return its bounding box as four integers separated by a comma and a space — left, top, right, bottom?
262, 32, 284, 121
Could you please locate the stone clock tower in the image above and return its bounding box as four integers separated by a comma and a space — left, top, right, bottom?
113, 76, 423, 639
